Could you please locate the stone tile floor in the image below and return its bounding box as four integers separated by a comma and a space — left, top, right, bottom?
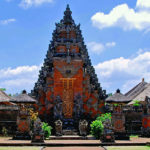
0, 136, 149, 150
0, 137, 149, 144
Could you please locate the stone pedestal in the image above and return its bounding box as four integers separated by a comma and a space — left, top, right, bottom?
112, 106, 129, 140
13, 106, 31, 140
31, 118, 44, 143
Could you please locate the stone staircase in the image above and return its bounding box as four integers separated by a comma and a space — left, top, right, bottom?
62, 129, 78, 135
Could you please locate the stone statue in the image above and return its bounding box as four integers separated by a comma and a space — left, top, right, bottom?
74, 94, 83, 119
79, 119, 88, 136
55, 120, 62, 136
31, 118, 44, 143
54, 96, 63, 120
101, 119, 115, 142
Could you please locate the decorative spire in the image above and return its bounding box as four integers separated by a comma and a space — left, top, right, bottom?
63, 4, 74, 24
22, 90, 27, 94
116, 89, 120, 93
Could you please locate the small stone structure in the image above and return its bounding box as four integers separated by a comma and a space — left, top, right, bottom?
101, 119, 114, 142
79, 119, 88, 136
31, 118, 44, 143
112, 105, 129, 140
14, 105, 31, 140
55, 119, 62, 136
142, 96, 150, 136
12, 90, 37, 139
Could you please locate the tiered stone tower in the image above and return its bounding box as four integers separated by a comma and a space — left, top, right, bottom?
31, 5, 107, 131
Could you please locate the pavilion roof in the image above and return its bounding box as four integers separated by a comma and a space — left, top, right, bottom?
11, 90, 37, 103
106, 89, 132, 103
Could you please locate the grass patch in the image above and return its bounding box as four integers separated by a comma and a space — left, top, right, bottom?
0, 147, 42, 150
0, 136, 10, 139
130, 135, 139, 138
106, 146, 150, 150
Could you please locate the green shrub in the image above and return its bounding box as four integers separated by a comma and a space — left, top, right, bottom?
133, 100, 140, 107
90, 120, 104, 139
113, 103, 119, 107
42, 122, 52, 139
96, 113, 111, 123
2, 127, 8, 137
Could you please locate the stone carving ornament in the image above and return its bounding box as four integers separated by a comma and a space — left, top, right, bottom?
79, 119, 88, 136
55, 119, 63, 136
74, 94, 83, 119
54, 96, 63, 120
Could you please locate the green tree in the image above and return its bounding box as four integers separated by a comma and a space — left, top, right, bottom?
0, 88, 6, 91
96, 113, 111, 123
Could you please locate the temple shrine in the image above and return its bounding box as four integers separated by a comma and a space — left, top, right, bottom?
31, 5, 107, 133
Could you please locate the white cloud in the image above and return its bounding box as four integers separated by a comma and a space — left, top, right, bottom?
19, 0, 53, 9
91, 1, 150, 31
136, 0, 150, 9
94, 51, 150, 93
87, 41, 116, 54
136, 48, 144, 55
0, 65, 40, 94
0, 19, 16, 25
0, 65, 39, 78
105, 42, 116, 47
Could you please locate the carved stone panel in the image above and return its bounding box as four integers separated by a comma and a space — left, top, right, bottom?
61, 78, 76, 118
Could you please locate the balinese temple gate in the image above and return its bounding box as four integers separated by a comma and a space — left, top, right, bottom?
31, 5, 107, 134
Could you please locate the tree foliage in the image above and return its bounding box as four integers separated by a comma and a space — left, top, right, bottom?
96, 113, 111, 123
42, 122, 52, 139
0, 88, 6, 91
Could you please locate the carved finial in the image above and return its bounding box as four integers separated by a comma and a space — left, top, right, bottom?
63, 4, 74, 24
116, 89, 120, 93
66, 4, 70, 10
22, 90, 27, 94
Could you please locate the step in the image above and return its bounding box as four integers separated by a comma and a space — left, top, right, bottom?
49, 135, 96, 140
62, 130, 78, 135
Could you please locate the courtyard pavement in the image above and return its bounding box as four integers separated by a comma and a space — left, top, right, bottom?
0, 137, 149, 150
0, 137, 149, 144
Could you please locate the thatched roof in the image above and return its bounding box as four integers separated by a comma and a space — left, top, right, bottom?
106, 89, 132, 103
0, 90, 17, 107
0, 90, 11, 102
11, 90, 37, 103
128, 83, 150, 105
125, 78, 148, 100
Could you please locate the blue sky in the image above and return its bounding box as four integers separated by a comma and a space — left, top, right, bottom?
1, 0, 150, 95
